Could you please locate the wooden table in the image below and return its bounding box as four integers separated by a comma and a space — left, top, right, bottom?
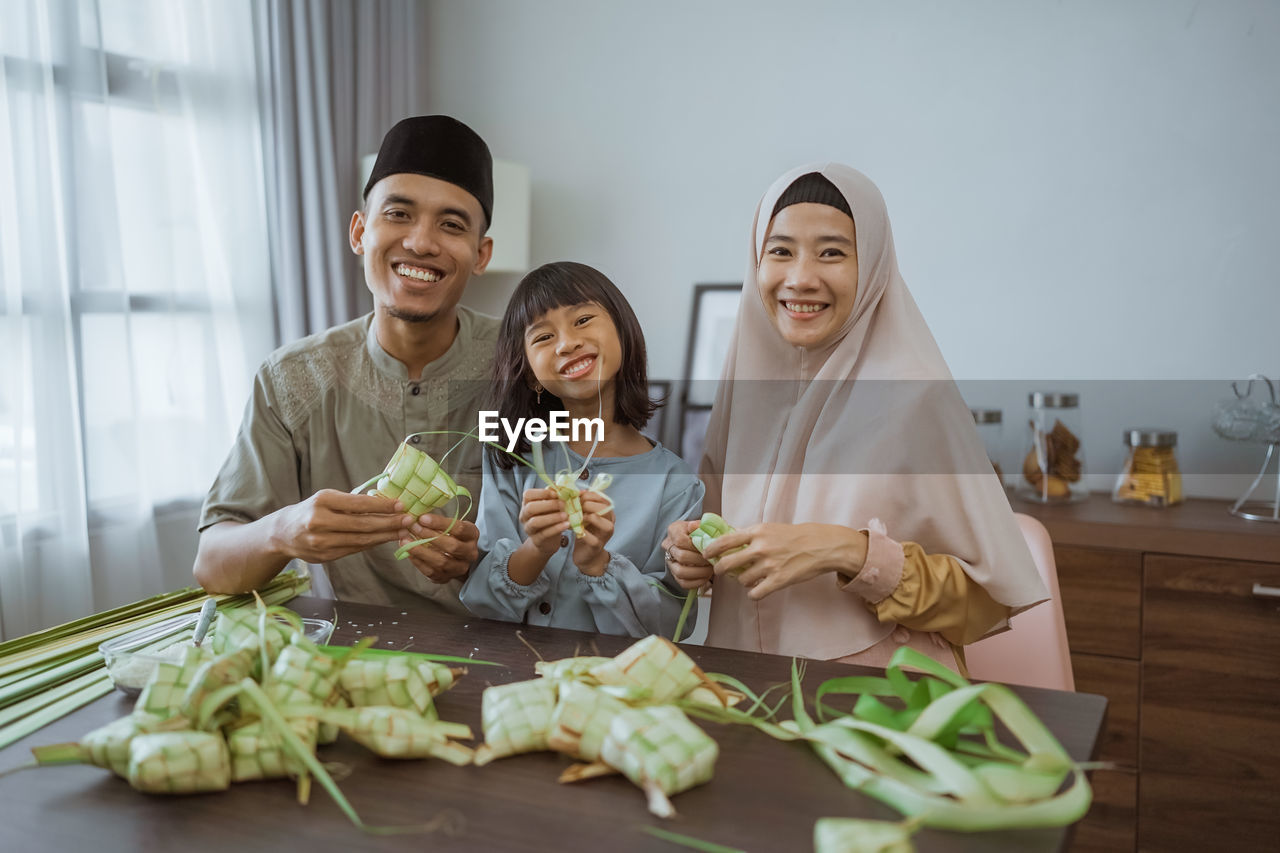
0, 598, 1107, 853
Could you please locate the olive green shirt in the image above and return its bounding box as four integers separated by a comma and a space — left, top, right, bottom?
199, 307, 499, 611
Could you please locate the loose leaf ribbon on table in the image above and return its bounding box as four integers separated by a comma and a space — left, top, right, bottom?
784, 647, 1093, 832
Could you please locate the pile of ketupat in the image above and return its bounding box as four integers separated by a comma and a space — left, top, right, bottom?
10, 590, 1096, 848
20, 599, 478, 835
469, 634, 1095, 850
473, 634, 743, 819
11, 605, 742, 829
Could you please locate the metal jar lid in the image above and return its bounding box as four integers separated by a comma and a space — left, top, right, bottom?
1029, 391, 1079, 409
970, 408, 1002, 424
1124, 428, 1177, 448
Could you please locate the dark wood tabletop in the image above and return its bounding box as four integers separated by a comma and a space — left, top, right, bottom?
0, 597, 1107, 853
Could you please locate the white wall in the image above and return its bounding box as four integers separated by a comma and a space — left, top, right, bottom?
427, 0, 1280, 498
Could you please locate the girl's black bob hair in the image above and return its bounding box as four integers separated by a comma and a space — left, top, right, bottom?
486, 261, 659, 468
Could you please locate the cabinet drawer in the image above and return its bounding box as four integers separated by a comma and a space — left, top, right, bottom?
1070, 771, 1136, 853
1143, 554, 1280, 680
1056, 547, 1142, 659
1139, 555, 1280, 851
1071, 653, 1139, 767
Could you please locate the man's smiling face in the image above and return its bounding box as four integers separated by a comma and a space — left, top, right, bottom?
350, 172, 493, 324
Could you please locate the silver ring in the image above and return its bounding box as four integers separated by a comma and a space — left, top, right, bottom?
667, 546, 678, 564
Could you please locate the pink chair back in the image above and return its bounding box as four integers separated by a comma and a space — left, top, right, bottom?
964, 513, 1075, 691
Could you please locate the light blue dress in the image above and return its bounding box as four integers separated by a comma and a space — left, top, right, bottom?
459, 440, 704, 638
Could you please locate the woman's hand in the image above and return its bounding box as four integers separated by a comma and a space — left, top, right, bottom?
662, 519, 713, 590
706, 522, 867, 600
571, 490, 614, 577
398, 515, 481, 583
519, 487, 570, 557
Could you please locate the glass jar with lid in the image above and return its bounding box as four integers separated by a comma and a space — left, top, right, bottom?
970, 408, 1005, 483
1017, 391, 1087, 503
1113, 428, 1183, 507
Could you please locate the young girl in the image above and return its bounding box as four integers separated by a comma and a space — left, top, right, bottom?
459, 261, 703, 638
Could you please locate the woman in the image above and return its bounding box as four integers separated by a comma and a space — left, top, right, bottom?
663, 163, 1047, 670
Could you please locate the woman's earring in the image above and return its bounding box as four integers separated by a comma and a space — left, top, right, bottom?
533, 383, 543, 405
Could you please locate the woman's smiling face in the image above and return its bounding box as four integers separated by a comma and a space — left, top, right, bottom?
757, 202, 859, 350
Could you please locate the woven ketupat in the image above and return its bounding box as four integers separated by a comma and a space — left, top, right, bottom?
317, 691, 348, 745
209, 607, 292, 661
371, 442, 466, 518
546, 681, 628, 761
814, 818, 917, 853
135, 647, 211, 720
181, 648, 256, 728
688, 512, 745, 568
264, 643, 343, 707
339, 706, 474, 765
339, 657, 461, 715
535, 656, 611, 685
127, 731, 232, 794
473, 679, 558, 766
551, 470, 613, 539
227, 716, 317, 782
80, 713, 179, 777
589, 636, 704, 704
599, 705, 718, 818
417, 660, 461, 694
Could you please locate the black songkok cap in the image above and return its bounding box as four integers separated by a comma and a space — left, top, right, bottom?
771, 172, 853, 221
363, 115, 494, 229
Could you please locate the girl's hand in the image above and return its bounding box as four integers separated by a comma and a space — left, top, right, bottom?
520, 487, 570, 557
398, 515, 480, 584
572, 490, 614, 577
662, 519, 713, 590
706, 522, 868, 600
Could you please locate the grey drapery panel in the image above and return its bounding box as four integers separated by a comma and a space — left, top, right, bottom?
255, 0, 421, 344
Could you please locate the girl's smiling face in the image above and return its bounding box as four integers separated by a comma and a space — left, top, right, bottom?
758, 202, 859, 349
523, 301, 624, 403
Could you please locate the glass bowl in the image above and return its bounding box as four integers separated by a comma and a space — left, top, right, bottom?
99, 611, 335, 696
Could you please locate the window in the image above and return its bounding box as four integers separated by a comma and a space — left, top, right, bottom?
1, 0, 273, 637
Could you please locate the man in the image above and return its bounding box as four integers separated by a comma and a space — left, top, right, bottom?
194, 115, 500, 613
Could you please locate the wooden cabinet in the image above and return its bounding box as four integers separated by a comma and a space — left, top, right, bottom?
1018, 495, 1280, 853
1056, 548, 1141, 853
1138, 554, 1280, 852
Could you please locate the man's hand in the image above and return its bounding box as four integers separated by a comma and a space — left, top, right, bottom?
270, 489, 412, 563
398, 514, 481, 584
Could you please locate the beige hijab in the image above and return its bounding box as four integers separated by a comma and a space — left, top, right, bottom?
702, 163, 1047, 660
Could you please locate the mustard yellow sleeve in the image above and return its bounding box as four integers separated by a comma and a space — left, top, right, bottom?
837, 522, 1011, 646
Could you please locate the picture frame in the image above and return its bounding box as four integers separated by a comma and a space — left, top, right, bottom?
680, 283, 742, 408
680, 405, 713, 468
675, 282, 741, 462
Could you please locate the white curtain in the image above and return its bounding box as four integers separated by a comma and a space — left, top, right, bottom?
0, 0, 275, 639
